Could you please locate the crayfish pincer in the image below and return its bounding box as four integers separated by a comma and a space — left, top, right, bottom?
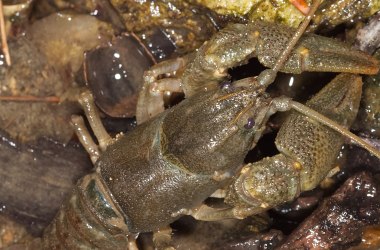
29, 3, 380, 249
136, 20, 379, 124
187, 73, 366, 221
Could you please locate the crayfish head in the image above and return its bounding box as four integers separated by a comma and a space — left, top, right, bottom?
161, 82, 272, 176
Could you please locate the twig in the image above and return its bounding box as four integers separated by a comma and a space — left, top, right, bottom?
0, 0, 10, 66
0, 95, 60, 102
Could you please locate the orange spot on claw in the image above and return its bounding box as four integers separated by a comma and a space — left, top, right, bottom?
300, 47, 309, 56
293, 161, 303, 170
289, 0, 310, 15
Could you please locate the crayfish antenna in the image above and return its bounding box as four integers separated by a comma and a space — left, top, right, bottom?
257, 0, 321, 87
289, 101, 380, 159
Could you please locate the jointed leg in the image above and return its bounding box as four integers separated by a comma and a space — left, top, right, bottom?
71, 90, 116, 164
136, 55, 193, 124
71, 115, 100, 164
210, 189, 227, 198
185, 204, 262, 221
127, 234, 139, 250
153, 226, 175, 250
78, 90, 113, 151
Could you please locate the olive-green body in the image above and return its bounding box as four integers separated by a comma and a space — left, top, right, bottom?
37, 84, 270, 249
34, 19, 380, 249
98, 86, 269, 232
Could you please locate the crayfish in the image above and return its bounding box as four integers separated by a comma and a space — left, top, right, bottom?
24, 1, 380, 249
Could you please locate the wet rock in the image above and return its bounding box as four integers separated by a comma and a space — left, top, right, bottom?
0, 133, 92, 235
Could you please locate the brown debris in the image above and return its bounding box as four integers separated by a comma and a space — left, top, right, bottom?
0, 214, 31, 248
278, 172, 380, 249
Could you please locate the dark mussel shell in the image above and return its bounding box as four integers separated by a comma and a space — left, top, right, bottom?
84, 33, 155, 118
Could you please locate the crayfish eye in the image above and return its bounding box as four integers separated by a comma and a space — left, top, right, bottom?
244, 117, 255, 129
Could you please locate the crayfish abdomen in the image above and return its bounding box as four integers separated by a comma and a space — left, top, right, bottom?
40, 172, 130, 249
